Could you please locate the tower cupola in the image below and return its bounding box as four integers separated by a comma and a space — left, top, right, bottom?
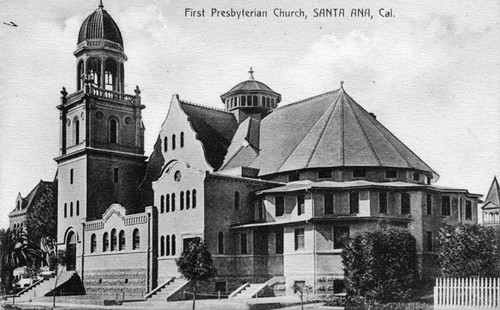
221, 68, 281, 122
74, 0, 126, 93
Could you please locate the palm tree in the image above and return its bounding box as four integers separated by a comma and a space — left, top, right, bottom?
0, 228, 42, 294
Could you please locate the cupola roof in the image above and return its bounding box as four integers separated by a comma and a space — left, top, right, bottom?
221, 68, 281, 102
77, 1, 123, 47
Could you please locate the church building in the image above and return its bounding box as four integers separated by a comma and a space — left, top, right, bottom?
12, 2, 483, 301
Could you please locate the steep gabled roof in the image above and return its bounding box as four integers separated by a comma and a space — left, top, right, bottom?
221, 117, 260, 170
483, 177, 500, 209
10, 180, 53, 215
234, 87, 437, 178
179, 101, 238, 170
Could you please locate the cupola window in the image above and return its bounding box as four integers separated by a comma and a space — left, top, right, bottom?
104, 59, 118, 91
241, 96, 246, 106
253, 96, 258, 106
87, 58, 101, 87
77, 60, 84, 90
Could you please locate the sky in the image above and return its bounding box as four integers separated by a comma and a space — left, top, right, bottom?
0, 0, 499, 229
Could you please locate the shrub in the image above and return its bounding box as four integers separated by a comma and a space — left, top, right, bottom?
345, 300, 432, 310
437, 224, 500, 277
342, 227, 418, 303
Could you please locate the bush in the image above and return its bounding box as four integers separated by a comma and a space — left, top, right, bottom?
345, 300, 432, 310
437, 224, 500, 277
342, 227, 418, 303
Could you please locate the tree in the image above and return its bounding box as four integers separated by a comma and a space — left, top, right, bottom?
437, 224, 500, 277
51, 250, 71, 307
0, 228, 42, 294
176, 237, 216, 310
342, 227, 418, 304
25, 181, 57, 265
292, 283, 313, 310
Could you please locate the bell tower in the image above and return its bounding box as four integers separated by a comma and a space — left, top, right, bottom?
55, 1, 147, 272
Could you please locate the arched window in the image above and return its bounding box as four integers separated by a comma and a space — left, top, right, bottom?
180, 132, 184, 147
180, 191, 184, 210
76, 201, 80, 216
133, 229, 140, 250
218, 232, 224, 254
261, 96, 265, 107
172, 193, 176, 211
103, 232, 109, 252
241, 96, 246, 106
166, 194, 170, 212
160, 195, 165, 213
17, 201, 20, 210
234, 191, 240, 210
119, 230, 125, 251
77, 60, 84, 90
172, 134, 176, 150
172, 235, 176, 256
111, 229, 117, 251
70, 202, 73, 217
64, 203, 67, 218
74, 118, 80, 145
109, 119, 117, 144
253, 96, 258, 106
166, 235, 170, 256
271, 98, 275, 107
192, 189, 197, 208
87, 58, 101, 87
267, 98, 270, 107
90, 234, 97, 253
104, 58, 118, 91
186, 190, 191, 209
164, 137, 168, 152
160, 236, 165, 256
247, 95, 251, 106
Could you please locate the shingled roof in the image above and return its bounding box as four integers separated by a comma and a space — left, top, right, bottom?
10, 180, 53, 215
483, 176, 500, 210
223, 87, 438, 179
179, 101, 238, 170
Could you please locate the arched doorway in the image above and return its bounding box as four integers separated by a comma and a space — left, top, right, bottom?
66, 231, 77, 271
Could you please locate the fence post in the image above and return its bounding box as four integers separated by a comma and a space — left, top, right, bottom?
434, 278, 438, 308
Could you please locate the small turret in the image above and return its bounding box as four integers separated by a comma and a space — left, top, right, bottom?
221, 68, 281, 123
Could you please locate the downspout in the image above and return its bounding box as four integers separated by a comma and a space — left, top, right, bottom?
81, 221, 85, 280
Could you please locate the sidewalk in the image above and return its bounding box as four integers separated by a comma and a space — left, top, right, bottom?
1, 296, 343, 310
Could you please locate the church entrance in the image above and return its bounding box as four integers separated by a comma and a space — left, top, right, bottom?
66, 231, 77, 271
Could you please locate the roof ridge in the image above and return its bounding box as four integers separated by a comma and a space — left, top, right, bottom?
274, 89, 339, 111
345, 94, 382, 166
179, 99, 231, 114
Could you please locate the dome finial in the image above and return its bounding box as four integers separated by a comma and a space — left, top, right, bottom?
340, 80, 345, 91
99, 0, 104, 8
249, 67, 254, 80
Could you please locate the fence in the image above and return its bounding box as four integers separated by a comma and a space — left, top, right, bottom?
434, 277, 500, 309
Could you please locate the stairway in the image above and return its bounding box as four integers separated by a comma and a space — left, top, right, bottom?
145, 277, 190, 302
16, 270, 74, 299
231, 282, 268, 299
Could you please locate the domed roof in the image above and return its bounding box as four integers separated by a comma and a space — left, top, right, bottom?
227, 79, 275, 93
78, 3, 123, 47
221, 68, 281, 100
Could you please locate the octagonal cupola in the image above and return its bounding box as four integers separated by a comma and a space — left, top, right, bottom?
74, 0, 126, 93
221, 68, 281, 122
